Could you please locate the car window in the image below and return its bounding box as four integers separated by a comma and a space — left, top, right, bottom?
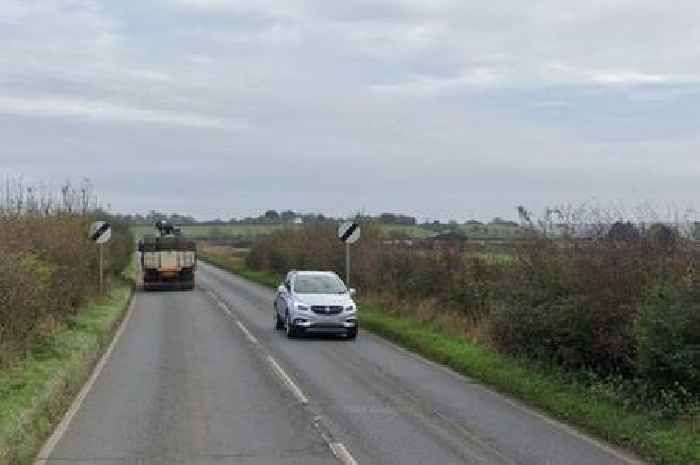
293, 275, 346, 294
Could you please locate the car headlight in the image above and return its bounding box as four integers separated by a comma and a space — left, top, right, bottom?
296, 303, 310, 311
344, 305, 356, 312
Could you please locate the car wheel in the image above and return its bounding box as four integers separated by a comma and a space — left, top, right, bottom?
346, 328, 358, 340
274, 305, 285, 330
285, 314, 297, 338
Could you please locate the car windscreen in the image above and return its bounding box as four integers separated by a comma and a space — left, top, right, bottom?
294, 275, 346, 294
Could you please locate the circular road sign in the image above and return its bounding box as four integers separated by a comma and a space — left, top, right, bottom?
89, 221, 112, 245
338, 222, 361, 244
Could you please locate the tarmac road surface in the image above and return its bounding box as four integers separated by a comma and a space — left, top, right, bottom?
39, 261, 648, 465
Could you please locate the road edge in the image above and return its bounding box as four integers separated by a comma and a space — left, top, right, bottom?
0, 280, 135, 465
198, 255, 699, 465
32, 283, 136, 464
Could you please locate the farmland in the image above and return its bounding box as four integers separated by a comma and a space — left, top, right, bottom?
130, 222, 521, 240
130, 223, 296, 239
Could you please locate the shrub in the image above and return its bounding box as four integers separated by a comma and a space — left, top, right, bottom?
492, 227, 697, 381
0, 213, 133, 367
243, 216, 699, 401
636, 283, 700, 395
246, 224, 503, 323
0, 252, 54, 365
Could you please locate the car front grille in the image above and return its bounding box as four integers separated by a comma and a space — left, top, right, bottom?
311, 305, 343, 315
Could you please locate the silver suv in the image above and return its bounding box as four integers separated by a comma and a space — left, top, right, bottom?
274, 271, 358, 339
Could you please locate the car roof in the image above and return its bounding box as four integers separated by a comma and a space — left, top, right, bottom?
291, 270, 338, 277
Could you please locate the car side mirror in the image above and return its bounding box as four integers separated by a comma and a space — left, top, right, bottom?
349, 288, 357, 297
277, 285, 286, 294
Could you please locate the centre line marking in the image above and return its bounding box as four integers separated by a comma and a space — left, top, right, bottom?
266, 355, 309, 405
235, 320, 259, 345
330, 442, 358, 465
217, 301, 231, 316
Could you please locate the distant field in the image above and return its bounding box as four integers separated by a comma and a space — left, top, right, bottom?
130, 223, 521, 240
383, 223, 521, 239
130, 224, 296, 239
460, 223, 521, 238
379, 224, 435, 238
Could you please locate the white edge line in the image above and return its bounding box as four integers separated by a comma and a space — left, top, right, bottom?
266, 355, 309, 405
330, 442, 358, 465
235, 320, 259, 345
34, 291, 136, 465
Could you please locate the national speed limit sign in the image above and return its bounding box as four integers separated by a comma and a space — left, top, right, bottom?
338, 222, 360, 244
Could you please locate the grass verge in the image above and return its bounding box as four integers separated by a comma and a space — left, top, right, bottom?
199, 252, 700, 465
200, 252, 279, 288
0, 277, 134, 465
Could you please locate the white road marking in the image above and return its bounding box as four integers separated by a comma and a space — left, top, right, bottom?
34, 292, 136, 465
217, 301, 232, 316
330, 442, 358, 465
266, 355, 309, 405
235, 320, 259, 345
212, 297, 259, 345
203, 274, 358, 465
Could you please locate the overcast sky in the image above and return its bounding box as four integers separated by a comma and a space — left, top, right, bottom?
2, 0, 700, 221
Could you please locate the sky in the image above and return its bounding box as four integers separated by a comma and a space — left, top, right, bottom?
1, 0, 700, 222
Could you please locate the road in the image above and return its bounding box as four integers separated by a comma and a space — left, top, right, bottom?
40, 262, 647, 465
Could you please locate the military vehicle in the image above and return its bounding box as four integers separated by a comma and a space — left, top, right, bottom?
138, 221, 197, 290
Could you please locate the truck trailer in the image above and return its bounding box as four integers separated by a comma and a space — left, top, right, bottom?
138, 222, 197, 290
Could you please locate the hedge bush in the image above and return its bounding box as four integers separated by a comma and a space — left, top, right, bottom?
636, 282, 700, 394
245, 221, 700, 404
0, 214, 133, 367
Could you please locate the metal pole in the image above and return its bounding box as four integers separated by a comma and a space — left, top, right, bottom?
345, 242, 350, 286
99, 244, 103, 295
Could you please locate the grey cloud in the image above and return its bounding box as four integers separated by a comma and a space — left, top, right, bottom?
0, 95, 247, 129
1, 0, 699, 221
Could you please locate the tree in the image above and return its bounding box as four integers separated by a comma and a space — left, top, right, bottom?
648, 223, 677, 249
264, 210, 280, 222
517, 206, 532, 227
607, 221, 639, 241
280, 210, 297, 223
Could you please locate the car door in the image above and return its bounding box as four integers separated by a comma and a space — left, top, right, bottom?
276, 277, 292, 319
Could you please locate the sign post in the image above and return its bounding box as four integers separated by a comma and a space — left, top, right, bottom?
346, 242, 350, 287
99, 244, 103, 294
338, 222, 361, 286
89, 221, 112, 294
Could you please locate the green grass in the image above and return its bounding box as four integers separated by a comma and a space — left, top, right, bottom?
200, 252, 700, 465
378, 224, 522, 240
360, 308, 699, 465
460, 223, 521, 238
379, 224, 435, 238
0, 280, 134, 465
199, 252, 280, 288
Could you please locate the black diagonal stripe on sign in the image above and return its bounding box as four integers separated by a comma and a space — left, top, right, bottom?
90, 222, 110, 241
340, 223, 358, 242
